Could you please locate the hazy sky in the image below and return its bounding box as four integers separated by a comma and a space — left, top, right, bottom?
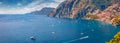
0, 0, 65, 14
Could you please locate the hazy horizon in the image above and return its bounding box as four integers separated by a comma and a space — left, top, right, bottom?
0, 0, 65, 14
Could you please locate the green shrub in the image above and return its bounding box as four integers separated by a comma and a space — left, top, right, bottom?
112, 16, 120, 25
107, 32, 120, 43
85, 14, 99, 19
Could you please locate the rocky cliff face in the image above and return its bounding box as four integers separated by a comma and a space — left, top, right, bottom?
49, 0, 119, 18
85, 3, 120, 26
99, 4, 120, 26
101, 4, 119, 19
49, 0, 120, 26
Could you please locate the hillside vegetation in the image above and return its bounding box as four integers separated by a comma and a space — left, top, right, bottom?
107, 32, 120, 43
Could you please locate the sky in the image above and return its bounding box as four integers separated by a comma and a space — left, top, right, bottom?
0, 0, 65, 14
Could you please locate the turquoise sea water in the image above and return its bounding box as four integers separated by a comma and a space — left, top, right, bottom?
0, 14, 120, 43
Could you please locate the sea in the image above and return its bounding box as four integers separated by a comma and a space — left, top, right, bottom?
0, 14, 120, 43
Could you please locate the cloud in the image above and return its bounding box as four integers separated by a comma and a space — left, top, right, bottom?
0, 2, 2, 4
0, 0, 65, 14
53, 0, 65, 2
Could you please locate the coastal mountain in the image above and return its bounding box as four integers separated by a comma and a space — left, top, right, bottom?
49, 0, 120, 26
32, 7, 54, 15
49, 0, 116, 18
93, 4, 120, 26
84, 3, 120, 26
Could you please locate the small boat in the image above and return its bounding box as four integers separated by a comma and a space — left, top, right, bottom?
30, 36, 36, 40
51, 32, 56, 34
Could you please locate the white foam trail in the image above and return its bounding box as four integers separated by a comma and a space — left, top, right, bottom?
64, 36, 89, 43
80, 36, 89, 40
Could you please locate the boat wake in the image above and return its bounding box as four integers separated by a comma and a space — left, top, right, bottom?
64, 36, 89, 43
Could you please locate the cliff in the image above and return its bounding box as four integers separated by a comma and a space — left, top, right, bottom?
49, 0, 120, 18
49, 0, 120, 26
85, 4, 120, 26
99, 4, 120, 26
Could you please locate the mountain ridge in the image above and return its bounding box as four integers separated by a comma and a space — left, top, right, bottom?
49, 0, 120, 26
31, 7, 54, 15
